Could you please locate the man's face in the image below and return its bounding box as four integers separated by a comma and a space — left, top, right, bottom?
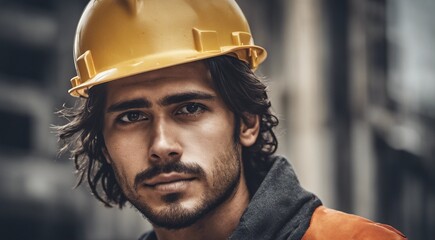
102, 61, 243, 229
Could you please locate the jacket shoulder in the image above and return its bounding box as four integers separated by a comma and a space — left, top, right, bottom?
301, 206, 407, 240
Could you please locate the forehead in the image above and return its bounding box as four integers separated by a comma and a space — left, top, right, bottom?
104, 61, 215, 103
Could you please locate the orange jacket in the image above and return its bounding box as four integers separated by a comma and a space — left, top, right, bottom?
302, 206, 407, 240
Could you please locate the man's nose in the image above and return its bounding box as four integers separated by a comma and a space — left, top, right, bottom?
148, 119, 182, 164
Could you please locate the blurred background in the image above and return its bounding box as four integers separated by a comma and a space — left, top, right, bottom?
0, 0, 434, 239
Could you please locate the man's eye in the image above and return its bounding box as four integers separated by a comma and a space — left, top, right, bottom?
176, 103, 205, 115
118, 111, 147, 123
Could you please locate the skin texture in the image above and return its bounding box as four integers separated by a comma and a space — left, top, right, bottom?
102, 61, 259, 240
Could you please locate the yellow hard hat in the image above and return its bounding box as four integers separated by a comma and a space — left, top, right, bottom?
69, 0, 267, 97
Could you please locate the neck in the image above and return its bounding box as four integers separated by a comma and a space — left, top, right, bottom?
152, 175, 250, 240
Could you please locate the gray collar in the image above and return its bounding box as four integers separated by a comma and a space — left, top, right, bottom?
229, 156, 322, 240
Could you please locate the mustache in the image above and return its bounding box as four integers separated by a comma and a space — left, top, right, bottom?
134, 162, 205, 188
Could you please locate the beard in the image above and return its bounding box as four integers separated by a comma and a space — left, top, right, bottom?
126, 143, 242, 230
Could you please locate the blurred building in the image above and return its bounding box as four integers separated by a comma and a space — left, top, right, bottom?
0, 0, 433, 239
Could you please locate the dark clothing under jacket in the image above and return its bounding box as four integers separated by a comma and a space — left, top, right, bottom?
138, 156, 406, 240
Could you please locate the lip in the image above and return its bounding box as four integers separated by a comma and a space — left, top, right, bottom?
144, 173, 196, 187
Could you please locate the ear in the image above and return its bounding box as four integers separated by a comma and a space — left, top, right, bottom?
102, 147, 112, 165
239, 113, 260, 147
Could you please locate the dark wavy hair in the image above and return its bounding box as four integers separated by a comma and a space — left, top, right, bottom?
56, 55, 279, 207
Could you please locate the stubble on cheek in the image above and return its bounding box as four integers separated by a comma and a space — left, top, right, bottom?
212, 143, 241, 191
109, 160, 139, 201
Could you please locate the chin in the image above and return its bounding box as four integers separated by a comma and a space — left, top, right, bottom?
137, 196, 210, 230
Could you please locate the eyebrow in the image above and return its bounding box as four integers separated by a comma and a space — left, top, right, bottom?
107, 99, 152, 113
106, 91, 216, 113
159, 91, 216, 106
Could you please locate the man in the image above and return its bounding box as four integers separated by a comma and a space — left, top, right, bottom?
57, 0, 407, 239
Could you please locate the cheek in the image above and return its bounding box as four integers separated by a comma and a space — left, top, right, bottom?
180, 111, 236, 165
104, 129, 149, 185
104, 125, 149, 157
